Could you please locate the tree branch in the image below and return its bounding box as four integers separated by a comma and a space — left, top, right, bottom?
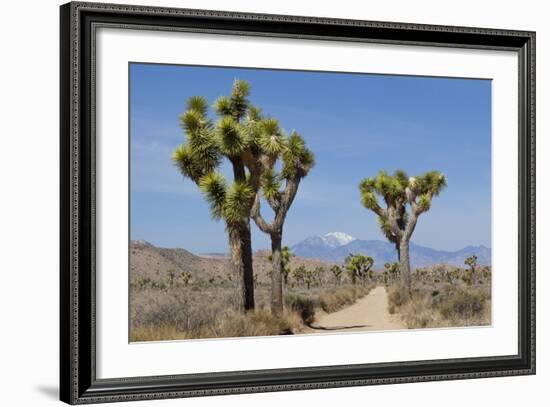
250, 192, 276, 234
273, 176, 300, 229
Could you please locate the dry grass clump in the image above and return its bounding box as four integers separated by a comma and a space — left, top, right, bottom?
284, 294, 317, 325
189, 308, 303, 339
437, 288, 489, 323
131, 307, 303, 342
387, 285, 409, 314
318, 285, 372, 313
388, 281, 491, 329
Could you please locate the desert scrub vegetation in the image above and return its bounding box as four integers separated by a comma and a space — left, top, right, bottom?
130, 284, 301, 341
130, 280, 372, 341
386, 265, 491, 329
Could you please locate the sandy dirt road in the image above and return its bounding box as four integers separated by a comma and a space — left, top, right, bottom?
309, 286, 405, 333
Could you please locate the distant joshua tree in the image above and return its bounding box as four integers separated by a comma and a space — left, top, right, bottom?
292, 265, 307, 287
464, 255, 478, 286
344, 254, 374, 285
167, 269, 177, 288
330, 265, 344, 286
359, 170, 446, 299
179, 271, 192, 287
384, 262, 400, 283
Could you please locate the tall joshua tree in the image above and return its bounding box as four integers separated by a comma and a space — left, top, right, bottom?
359, 170, 446, 297
249, 121, 315, 315
172, 79, 258, 312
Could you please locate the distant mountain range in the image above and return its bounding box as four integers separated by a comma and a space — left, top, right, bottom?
290, 232, 491, 268
130, 240, 338, 284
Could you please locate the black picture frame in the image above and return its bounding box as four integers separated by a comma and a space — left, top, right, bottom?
60, 1, 536, 404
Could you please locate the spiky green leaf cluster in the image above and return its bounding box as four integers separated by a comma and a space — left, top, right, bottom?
377, 215, 394, 241
229, 79, 250, 120
186, 96, 209, 116
417, 193, 432, 212
260, 168, 281, 200
257, 118, 286, 156
247, 106, 262, 122
281, 132, 315, 179
213, 96, 232, 116
172, 136, 220, 183
414, 171, 447, 196
174, 95, 220, 183
198, 172, 227, 220
172, 145, 198, 180
361, 170, 408, 206
197, 173, 255, 223
223, 181, 255, 223
216, 116, 249, 156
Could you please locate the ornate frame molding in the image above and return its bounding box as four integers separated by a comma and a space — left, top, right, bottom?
60, 2, 535, 404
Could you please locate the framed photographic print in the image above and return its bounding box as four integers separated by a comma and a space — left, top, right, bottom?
60, 1, 536, 404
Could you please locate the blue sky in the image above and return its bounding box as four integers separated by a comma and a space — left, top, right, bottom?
130, 63, 491, 253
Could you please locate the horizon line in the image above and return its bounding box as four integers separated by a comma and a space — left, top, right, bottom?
130, 237, 492, 255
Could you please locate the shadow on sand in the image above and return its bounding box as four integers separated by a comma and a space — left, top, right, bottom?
308, 324, 371, 331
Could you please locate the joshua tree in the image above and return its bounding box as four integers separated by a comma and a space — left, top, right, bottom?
174, 79, 313, 315
330, 265, 344, 286
172, 79, 259, 312
313, 266, 327, 287
167, 269, 177, 288
304, 269, 315, 290
179, 271, 192, 287
464, 255, 478, 285
384, 262, 400, 283
344, 254, 374, 286
359, 170, 446, 298
249, 119, 315, 315
293, 265, 307, 287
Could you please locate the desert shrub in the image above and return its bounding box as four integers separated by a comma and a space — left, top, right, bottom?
387, 285, 408, 309
131, 278, 373, 341
131, 309, 303, 341
194, 309, 301, 339
439, 289, 487, 320
383, 274, 491, 329
318, 286, 371, 313
285, 294, 317, 325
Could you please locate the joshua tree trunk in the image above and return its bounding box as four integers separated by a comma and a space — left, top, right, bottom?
229, 158, 255, 311
399, 239, 412, 297
396, 243, 401, 261
228, 221, 255, 312
241, 222, 255, 310
269, 230, 284, 316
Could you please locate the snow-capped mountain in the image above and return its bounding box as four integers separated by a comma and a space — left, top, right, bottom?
321, 232, 356, 248
290, 233, 491, 268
